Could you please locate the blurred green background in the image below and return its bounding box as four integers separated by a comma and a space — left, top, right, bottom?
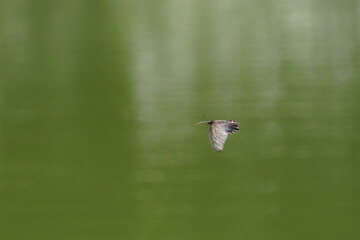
1, 1, 359, 239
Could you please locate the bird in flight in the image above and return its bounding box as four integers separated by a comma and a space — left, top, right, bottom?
195, 120, 240, 152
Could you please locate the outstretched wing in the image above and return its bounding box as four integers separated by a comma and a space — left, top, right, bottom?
209, 123, 228, 152
208, 120, 239, 152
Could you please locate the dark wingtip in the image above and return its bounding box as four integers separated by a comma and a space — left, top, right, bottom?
226, 123, 240, 133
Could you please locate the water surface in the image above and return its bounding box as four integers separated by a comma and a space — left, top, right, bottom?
1, 1, 359, 240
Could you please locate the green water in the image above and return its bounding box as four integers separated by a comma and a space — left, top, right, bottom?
1, 1, 359, 239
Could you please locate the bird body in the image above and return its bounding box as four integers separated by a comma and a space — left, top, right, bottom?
196, 120, 239, 152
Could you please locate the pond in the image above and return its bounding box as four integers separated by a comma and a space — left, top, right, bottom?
1, 1, 359, 239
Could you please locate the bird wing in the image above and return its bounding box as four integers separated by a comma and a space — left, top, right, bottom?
220, 120, 239, 134
209, 123, 229, 152
208, 121, 239, 152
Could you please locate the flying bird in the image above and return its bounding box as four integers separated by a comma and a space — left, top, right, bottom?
195, 120, 240, 152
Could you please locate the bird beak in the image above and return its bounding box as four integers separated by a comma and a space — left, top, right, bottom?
195, 121, 209, 125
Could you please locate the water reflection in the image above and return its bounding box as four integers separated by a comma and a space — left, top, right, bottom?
130, 1, 360, 239
1, 0, 359, 239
